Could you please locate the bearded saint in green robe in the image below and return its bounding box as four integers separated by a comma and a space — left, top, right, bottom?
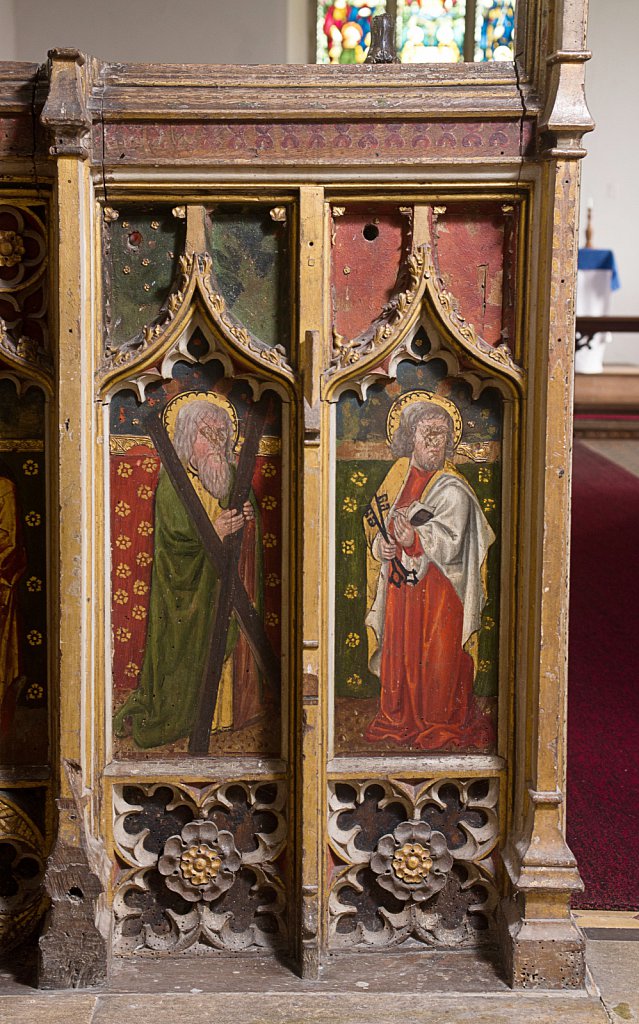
114, 399, 263, 749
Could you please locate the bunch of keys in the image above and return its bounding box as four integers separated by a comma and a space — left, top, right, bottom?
364, 493, 418, 589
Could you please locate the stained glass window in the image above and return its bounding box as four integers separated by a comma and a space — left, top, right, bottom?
315, 0, 516, 64
317, 2, 389, 65
475, 0, 515, 62
397, 0, 466, 64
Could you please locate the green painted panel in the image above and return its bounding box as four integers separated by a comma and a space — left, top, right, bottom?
104, 205, 186, 348
206, 205, 290, 353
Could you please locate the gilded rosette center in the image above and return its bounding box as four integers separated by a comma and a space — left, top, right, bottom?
179, 843, 222, 886
392, 842, 433, 885
0, 231, 25, 267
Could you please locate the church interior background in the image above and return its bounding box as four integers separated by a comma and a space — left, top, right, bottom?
0, 1, 637, 1022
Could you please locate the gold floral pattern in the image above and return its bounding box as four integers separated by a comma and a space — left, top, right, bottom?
479, 659, 491, 673
115, 562, 132, 579
482, 497, 496, 512
347, 673, 363, 688
142, 457, 158, 474
24, 511, 41, 527
345, 632, 360, 648
265, 611, 279, 626
131, 604, 147, 621
344, 583, 358, 599
483, 616, 495, 631
342, 496, 357, 512
261, 462, 277, 478
136, 484, 153, 500
25, 576, 42, 592
135, 551, 152, 567
124, 662, 139, 678
26, 682, 44, 701
265, 572, 280, 588
115, 500, 131, 518
133, 579, 148, 596
115, 534, 132, 550
117, 462, 133, 478
478, 467, 492, 484
27, 630, 42, 646
263, 532, 277, 548
341, 540, 355, 555
180, 844, 222, 887
392, 843, 433, 885
261, 495, 278, 511
113, 589, 129, 605
115, 626, 132, 643
350, 471, 368, 488
22, 459, 38, 476
0, 229, 25, 267
137, 520, 154, 537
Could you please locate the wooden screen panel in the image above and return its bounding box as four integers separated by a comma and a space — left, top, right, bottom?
110, 357, 285, 760
332, 352, 501, 756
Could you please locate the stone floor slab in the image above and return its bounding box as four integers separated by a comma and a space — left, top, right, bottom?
90, 991, 609, 1024
0, 994, 97, 1024
587, 939, 639, 1022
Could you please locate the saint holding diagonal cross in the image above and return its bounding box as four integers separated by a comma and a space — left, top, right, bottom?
114, 392, 278, 750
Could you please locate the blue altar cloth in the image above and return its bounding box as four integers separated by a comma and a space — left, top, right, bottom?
577, 249, 621, 291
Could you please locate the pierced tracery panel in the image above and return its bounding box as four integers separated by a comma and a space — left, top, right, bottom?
112, 779, 287, 954
328, 777, 499, 948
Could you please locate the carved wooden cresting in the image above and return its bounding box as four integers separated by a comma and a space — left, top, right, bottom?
0, 0, 594, 993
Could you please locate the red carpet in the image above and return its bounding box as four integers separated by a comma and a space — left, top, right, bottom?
567, 442, 639, 910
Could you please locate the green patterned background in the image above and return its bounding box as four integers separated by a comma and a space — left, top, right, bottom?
334, 354, 501, 701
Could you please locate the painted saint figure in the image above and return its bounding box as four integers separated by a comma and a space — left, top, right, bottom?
114, 397, 263, 749
363, 395, 495, 750
0, 469, 27, 730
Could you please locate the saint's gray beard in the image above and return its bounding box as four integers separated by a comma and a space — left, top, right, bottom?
196, 452, 231, 499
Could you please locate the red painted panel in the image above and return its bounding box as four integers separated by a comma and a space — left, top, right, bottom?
434, 203, 512, 347
332, 205, 408, 342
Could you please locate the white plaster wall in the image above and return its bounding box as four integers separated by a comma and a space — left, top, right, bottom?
5, 0, 289, 65
0, 0, 16, 62
581, 0, 639, 365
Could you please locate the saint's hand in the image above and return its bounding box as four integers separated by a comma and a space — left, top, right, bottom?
393, 509, 415, 548
214, 508, 245, 539
242, 501, 254, 521
379, 538, 397, 561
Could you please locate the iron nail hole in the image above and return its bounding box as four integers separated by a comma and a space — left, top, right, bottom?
363, 223, 379, 242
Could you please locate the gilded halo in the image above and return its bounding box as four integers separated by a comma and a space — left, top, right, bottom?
163, 390, 239, 449
386, 390, 463, 448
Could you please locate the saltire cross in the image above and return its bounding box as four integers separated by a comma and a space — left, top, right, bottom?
144, 398, 280, 756
364, 492, 418, 588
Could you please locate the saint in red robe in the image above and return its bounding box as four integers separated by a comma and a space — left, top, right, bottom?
365, 465, 493, 751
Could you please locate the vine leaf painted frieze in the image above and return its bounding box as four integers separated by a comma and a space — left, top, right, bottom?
328, 778, 499, 949
112, 780, 287, 954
